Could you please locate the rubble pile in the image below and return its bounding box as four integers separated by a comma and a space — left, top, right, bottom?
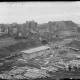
24, 69, 49, 79
0, 67, 50, 79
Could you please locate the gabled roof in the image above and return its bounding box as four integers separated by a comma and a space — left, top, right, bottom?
21, 45, 50, 54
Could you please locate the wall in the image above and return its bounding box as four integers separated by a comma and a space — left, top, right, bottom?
23, 53, 30, 60
29, 52, 36, 59
36, 50, 46, 57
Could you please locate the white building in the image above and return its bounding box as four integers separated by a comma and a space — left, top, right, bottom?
21, 45, 51, 60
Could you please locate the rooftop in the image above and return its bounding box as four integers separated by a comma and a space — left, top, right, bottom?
21, 45, 50, 54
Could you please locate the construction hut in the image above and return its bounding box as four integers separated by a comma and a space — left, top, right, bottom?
21, 45, 51, 60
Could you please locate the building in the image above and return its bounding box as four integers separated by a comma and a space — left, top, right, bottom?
21, 45, 51, 60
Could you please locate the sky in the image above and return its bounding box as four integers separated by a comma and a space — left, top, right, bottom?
0, 2, 80, 24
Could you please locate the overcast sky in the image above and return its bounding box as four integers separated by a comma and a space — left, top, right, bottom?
0, 2, 80, 24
